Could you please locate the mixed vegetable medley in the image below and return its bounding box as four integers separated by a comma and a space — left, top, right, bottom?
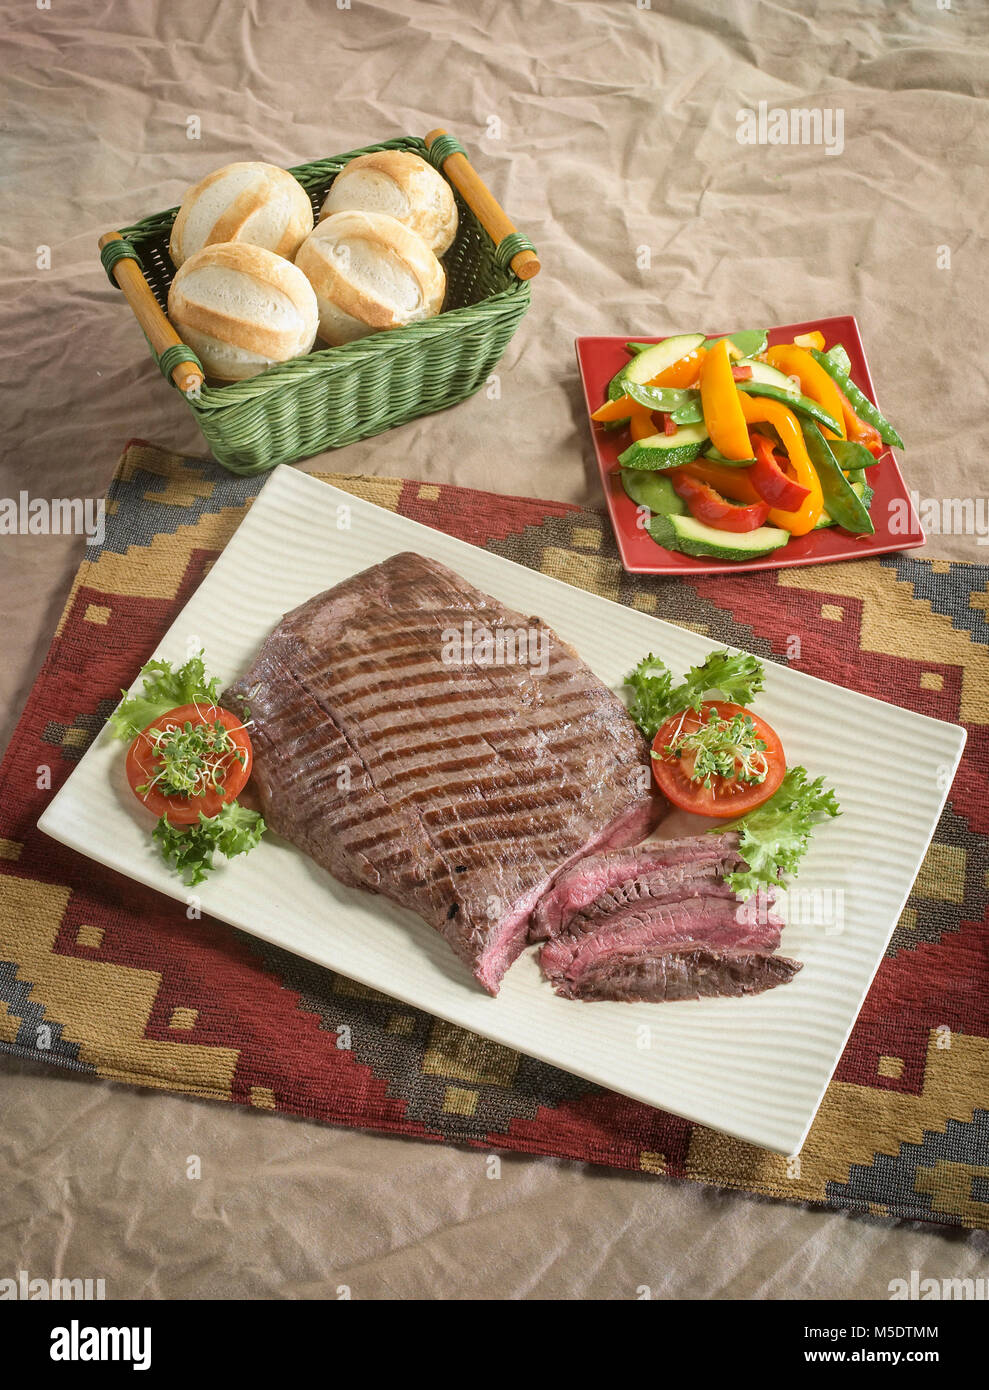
110, 654, 266, 884
625, 648, 840, 896
594, 329, 904, 561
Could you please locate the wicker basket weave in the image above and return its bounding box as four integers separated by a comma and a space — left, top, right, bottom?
99, 134, 537, 476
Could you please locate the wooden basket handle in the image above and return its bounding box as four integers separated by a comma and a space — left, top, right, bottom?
97, 232, 204, 396
425, 129, 540, 281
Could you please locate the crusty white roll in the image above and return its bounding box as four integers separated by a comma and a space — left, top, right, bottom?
295, 211, 446, 347
169, 161, 314, 268
167, 242, 319, 381
320, 151, 458, 256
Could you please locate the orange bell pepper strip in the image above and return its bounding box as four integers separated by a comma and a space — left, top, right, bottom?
655, 347, 707, 389
699, 339, 752, 460
628, 408, 657, 441
765, 344, 847, 440
591, 396, 640, 423
792, 331, 826, 351
591, 348, 707, 422
738, 396, 824, 535
678, 459, 762, 503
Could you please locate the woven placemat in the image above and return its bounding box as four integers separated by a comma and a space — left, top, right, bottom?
1, 440, 986, 1228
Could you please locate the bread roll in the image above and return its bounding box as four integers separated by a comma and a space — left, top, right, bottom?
167, 242, 319, 381
320, 151, 458, 256
169, 161, 314, 268
295, 211, 445, 347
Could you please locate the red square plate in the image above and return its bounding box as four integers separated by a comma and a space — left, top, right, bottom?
575, 315, 924, 575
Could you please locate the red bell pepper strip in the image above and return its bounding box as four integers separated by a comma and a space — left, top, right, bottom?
834, 385, 884, 457
670, 471, 770, 533
663, 412, 678, 436
749, 433, 812, 512
731, 364, 753, 382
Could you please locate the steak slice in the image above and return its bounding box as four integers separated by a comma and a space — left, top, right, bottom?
541, 892, 782, 981
223, 552, 662, 994
565, 948, 802, 1003
531, 832, 741, 939
541, 892, 799, 1002
565, 858, 743, 926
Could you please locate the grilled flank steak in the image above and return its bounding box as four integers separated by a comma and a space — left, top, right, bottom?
223, 552, 663, 993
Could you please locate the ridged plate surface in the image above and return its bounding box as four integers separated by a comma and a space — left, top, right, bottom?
38, 466, 966, 1153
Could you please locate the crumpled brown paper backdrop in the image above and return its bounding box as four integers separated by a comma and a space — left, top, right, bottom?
1, 0, 987, 1297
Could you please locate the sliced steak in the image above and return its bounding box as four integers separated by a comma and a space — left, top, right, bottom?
565, 948, 802, 1003
541, 892, 782, 982
541, 891, 798, 1002
568, 858, 742, 927
531, 832, 741, 939
223, 552, 663, 994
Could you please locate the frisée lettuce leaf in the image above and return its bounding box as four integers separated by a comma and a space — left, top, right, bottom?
720, 766, 841, 898
109, 654, 221, 741
623, 654, 674, 740
625, 649, 766, 740
152, 803, 266, 887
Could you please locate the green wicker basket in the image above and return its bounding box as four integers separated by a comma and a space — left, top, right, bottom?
98, 133, 538, 476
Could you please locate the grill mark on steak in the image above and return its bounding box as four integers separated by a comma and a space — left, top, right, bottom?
237, 664, 387, 891
324, 656, 585, 854
326, 653, 586, 709
331, 715, 604, 788
339, 764, 572, 852
366, 797, 586, 865
377, 726, 599, 774
320, 607, 647, 855
224, 552, 663, 992
340, 664, 589, 718
278, 654, 472, 904
299, 622, 561, 671
340, 690, 611, 747
307, 622, 587, 680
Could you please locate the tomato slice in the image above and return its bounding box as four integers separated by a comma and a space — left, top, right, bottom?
126, 703, 252, 825
651, 700, 786, 818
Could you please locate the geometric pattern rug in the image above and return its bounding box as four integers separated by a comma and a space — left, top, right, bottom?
1, 440, 986, 1229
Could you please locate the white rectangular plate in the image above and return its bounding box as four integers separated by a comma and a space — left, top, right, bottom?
39, 467, 966, 1154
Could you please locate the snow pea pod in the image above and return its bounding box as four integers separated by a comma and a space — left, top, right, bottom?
624, 381, 704, 424
828, 439, 877, 474
735, 380, 842, 437
823, 343, 851, 376
810, 348, 904, 449
802, 422, 875, 535
701, 329, 769, 357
